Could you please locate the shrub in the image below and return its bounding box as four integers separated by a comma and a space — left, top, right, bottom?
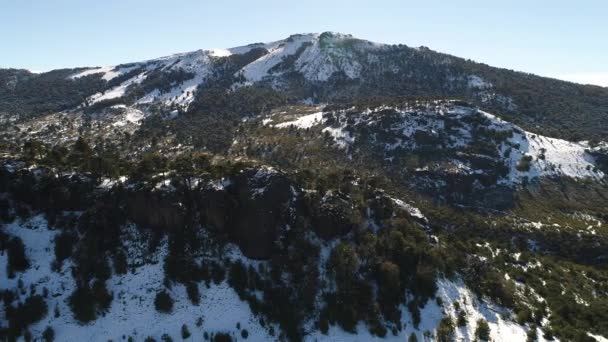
69, 286, 96, 323
527, 327, 538, 342
42, 326, 55, 342
7, 236, 30, 276
181, 324, 191, 339
213, 332, 232, 342
6, 294, 48, 336
186, 282, 200, 305
241, 329, 249, 339
228, 261, 248, 297
516, 306, 533, 324
91, 280, 112, 312
54, 231, 76, 264
457, 310, 467, 327
211, 263, 226, 285
475, 319, 491, 341
154, 290, 173, 313
516, 155, 533, 172
113, 248, 128, 275
436, 316, 454, 342
408, 333, 418, 342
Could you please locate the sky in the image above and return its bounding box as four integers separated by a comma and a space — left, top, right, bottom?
1, 0, 607, 86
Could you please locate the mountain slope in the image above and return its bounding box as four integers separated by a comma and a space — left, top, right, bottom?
2, 32, 608, 342
2, 32, 608, 142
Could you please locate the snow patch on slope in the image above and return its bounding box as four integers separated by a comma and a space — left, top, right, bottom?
136, 50, 214, 109
88, 72, 146, 104
274, 111, 324, 129
239, 34, 317, 82
70, 65, 139, 81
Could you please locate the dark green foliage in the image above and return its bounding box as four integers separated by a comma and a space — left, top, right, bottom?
228, 261, 248, 298
1, 136, 607, 341
241, 329, 249, 339
516, 155, 533, 172
213, 333, 232, 342
186, 282, 200, 305
516, 306, 533, 325
457, 310, 467, 327
154, 290, 173, 313
408, 332, 418, 342
7, 236, 29, 277
5, 294, 48, 338
91, 280, 113, 312
475, 319, 491, 341
0, 68, 105, 118
181, 324, 191, 339
68, 286, 97, 323
67, 280, 111, 323
54, 230, 76, 264
42, 326, 55, 342
113, 248, 128, 275
436, 316, 455, 342
210, 262, 226, 285
527, 327, 538, 342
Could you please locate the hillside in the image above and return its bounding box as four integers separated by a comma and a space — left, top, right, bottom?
1, 32, 608, 342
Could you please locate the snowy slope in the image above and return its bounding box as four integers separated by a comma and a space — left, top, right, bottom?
1, 216, 558, 342
269, 104, 605, 184
0, 216, 275, 341
67, 32, 387, 110
306, 279, 551, 342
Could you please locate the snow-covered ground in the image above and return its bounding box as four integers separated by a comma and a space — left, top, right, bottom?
270, 104, 605, 184
274, 111, 324, 129
0, 216, 274, 341
68, 32, 387, 109
3, 213, 606, 341
502, 130, 601, 182
307, 278, 548, 342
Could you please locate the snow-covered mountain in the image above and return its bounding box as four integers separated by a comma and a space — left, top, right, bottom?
2, 32, 608, 342
68, 32, 386, 110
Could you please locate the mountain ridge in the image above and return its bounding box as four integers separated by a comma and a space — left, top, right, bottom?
2, 31, 607, 144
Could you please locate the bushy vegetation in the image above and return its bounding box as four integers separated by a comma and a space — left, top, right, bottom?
0, 130, 607, 342
2, 294, 48, 339
6, 236, 29, 277
155, 290, 174, 313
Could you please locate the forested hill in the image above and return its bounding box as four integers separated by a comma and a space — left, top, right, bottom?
1, 32, 608, 143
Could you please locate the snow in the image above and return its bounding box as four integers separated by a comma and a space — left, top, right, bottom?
502, 129, 603, 183
239, 34, 317, 82
306, 278, 542, 342
0, 217, 274, 341
590, 333, 608, 342
323, 126, 355, 148
236, 32, 383, 83
468, 75, 493, 89
275, 112, 324, 129
70, 65, 139, 81
209, 48, 232, 57
282, 103, 603, 184
69, 66, 115, 80
111, 108, 145, 127
88, 72, 146, 104
390, 197, 427, 221
294, 37, 364, 82
136, 50, 214, 109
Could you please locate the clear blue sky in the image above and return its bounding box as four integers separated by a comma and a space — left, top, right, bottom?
1, 0, 607, 85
